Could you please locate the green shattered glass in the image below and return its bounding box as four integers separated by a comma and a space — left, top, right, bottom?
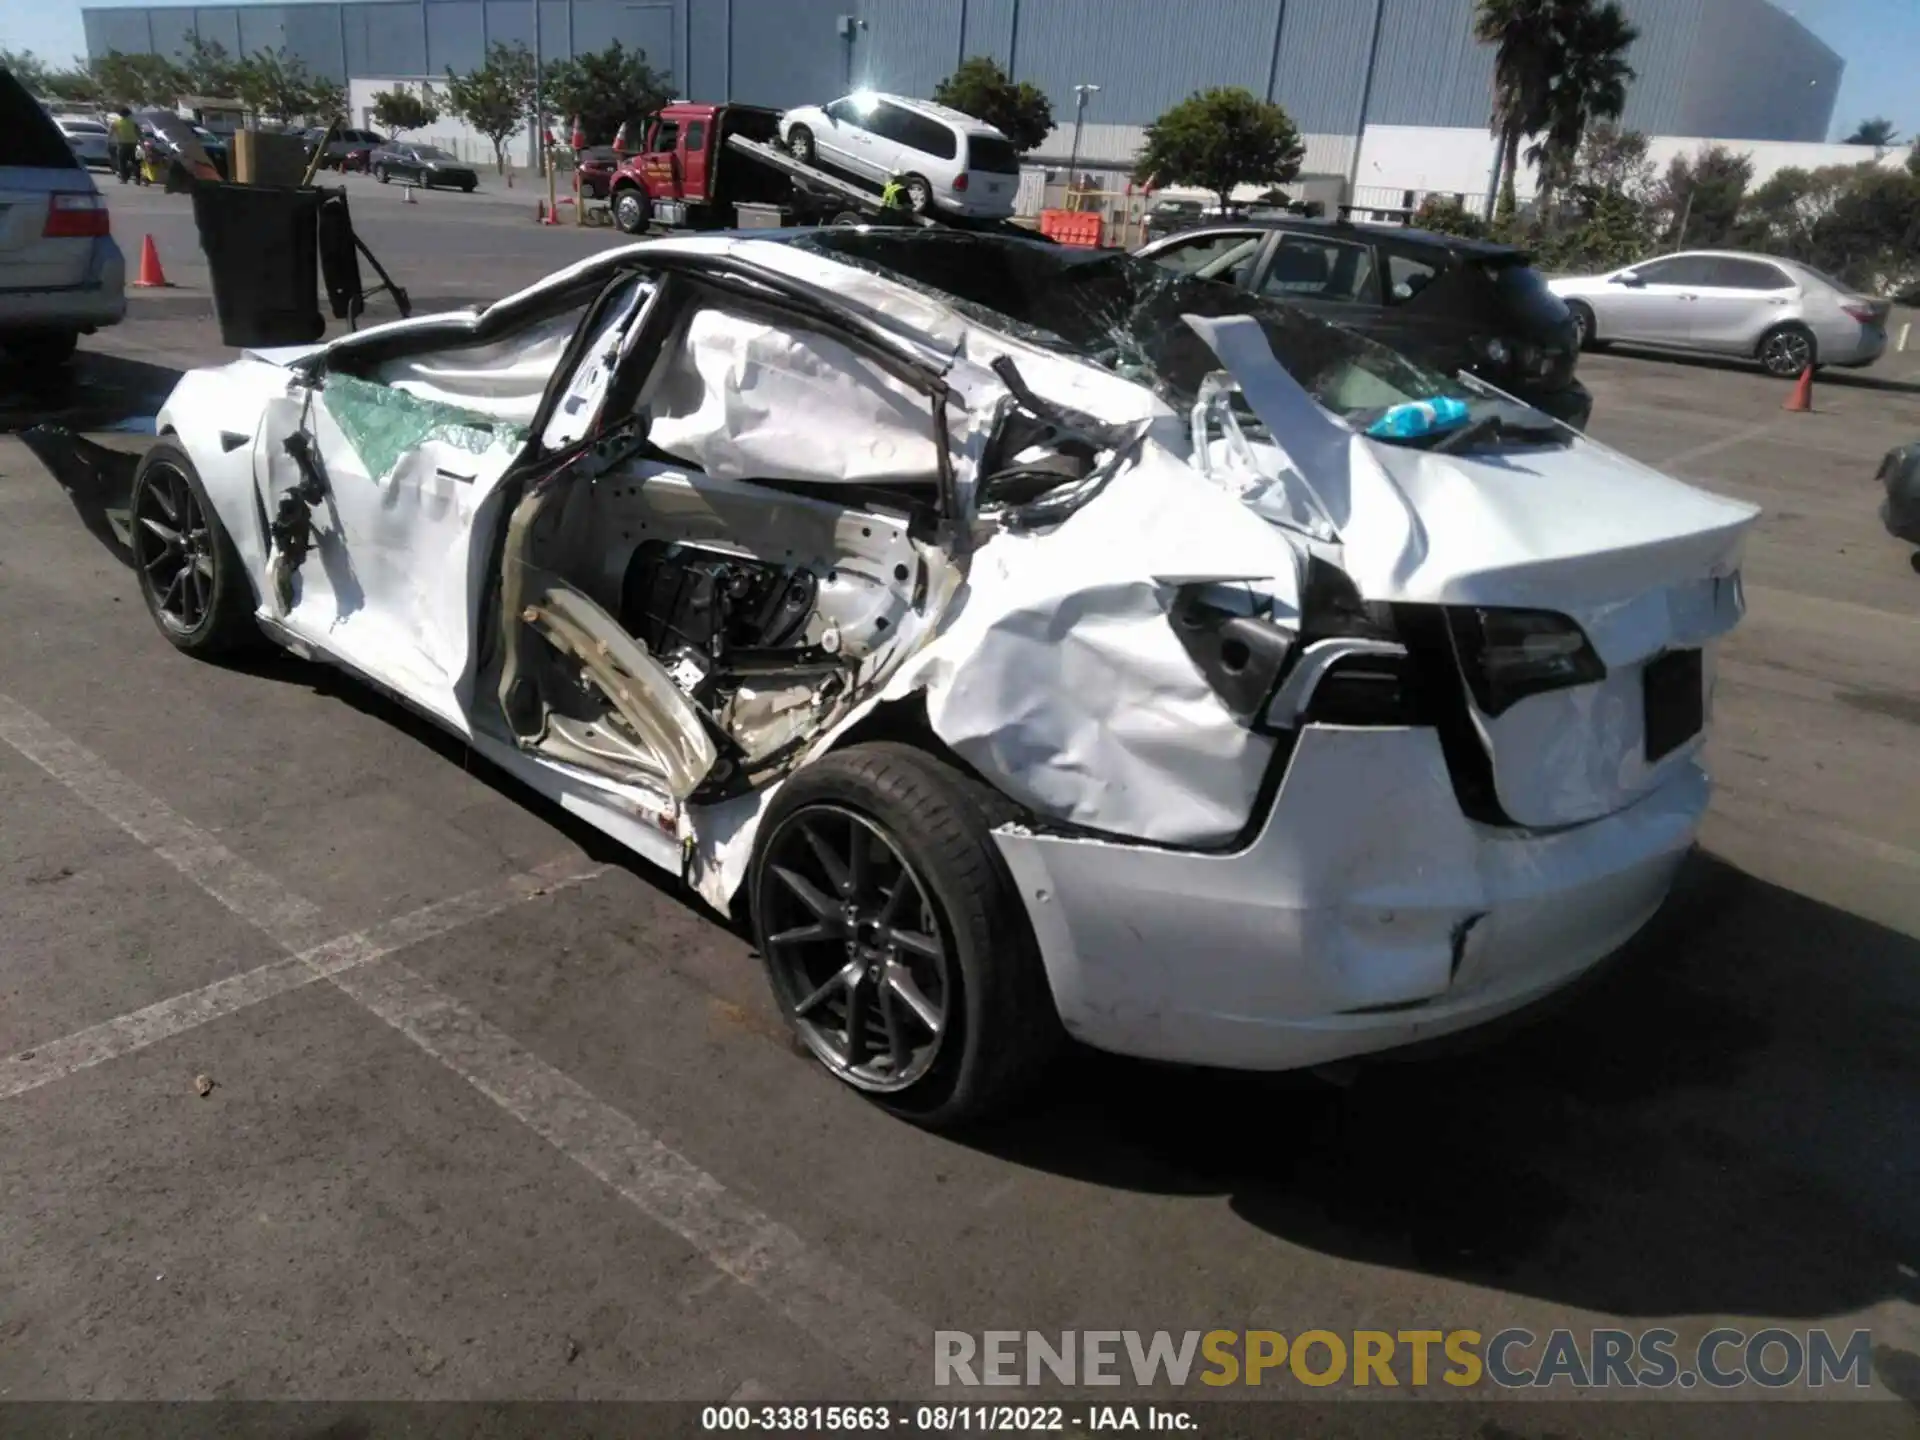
322, 373, 527, 482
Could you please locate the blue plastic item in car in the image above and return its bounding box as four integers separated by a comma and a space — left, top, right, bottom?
1365, 395, 1472, 440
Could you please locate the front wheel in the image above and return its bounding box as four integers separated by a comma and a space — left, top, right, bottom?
128, 441, 262, 660
375, 164, 389, 183
1759, 323, 1817, 378
612, 188, 648, 234
749, 742, 1061, 1129
461, 180, 476, 193
787, 125, 815, 165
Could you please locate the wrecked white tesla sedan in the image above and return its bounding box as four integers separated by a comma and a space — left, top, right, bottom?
133, 230, 1756, 1126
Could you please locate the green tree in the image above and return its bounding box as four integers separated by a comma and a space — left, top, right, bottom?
232, 46, 317, 124
179, 33, 239, 96
1527, 0, 1637, 196
306, 75, 346, 125
1844, 117, 1900, 148
1909, 140, 1920, 179
544, 41, 671, 146
445, 42, 536, 171
1475, 0, 1557, 217
1566, 121, 1653, 201
1656, 144, 1753, 247
92, 49, 186, 107
1134, 87, 1304, 211
42, 64, 104, 103
931, 55, 1054, 153
2, 48, 51, 94
1412, 194, 1490, 238
1477, 0, 1640, 217
371, 85, 440, 139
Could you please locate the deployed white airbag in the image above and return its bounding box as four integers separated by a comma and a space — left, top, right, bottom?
648, 308, 941, 485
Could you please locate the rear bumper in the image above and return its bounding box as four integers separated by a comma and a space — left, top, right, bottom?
0, 239, 126, 333
1823, 327, 1887, 367
994, 725, 1706, 1071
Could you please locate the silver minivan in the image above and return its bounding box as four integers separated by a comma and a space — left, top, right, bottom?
3, 69, 125, 366
1549, 250, 1889, 377
779, 92, 1019, 219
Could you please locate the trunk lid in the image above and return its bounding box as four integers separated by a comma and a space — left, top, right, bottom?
1189, 312, 1759, 828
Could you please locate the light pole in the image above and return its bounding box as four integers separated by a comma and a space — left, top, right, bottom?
531, 0, 545, 175
1067, 82, 1100, 209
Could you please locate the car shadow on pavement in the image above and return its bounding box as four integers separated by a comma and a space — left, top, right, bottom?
1597, 343, 1920, 396
965, 849, 1920, 1323
0, 352, 182, 435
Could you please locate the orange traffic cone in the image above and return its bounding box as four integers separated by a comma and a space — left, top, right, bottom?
131, 234, 169, 288
1782, 365, 1813, 412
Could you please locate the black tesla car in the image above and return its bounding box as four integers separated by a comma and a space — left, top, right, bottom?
369, 142, 479, 192
1136, 216, 1592, 428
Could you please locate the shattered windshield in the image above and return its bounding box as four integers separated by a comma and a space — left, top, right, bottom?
784, 229, 1473, 422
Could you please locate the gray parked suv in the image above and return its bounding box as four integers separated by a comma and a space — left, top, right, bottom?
3, 68, 125, 366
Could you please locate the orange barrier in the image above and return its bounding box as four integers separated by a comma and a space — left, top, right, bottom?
1038, 208, 1104, 247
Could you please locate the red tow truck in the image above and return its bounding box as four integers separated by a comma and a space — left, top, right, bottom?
603, 101, 960, 235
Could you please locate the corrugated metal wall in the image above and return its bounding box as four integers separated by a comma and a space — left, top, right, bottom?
81, 0, 1838, 144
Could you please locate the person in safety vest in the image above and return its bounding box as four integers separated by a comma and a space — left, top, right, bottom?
108, 108, 141, 185
879, 171, 908, 210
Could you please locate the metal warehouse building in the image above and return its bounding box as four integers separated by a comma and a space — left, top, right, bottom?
84, 0, 1842, 169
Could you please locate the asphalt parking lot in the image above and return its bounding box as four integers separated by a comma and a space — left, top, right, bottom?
2, 203, 1918, 1434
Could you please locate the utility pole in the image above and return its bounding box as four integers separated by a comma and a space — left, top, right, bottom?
1067, 82, 1100, 209
532, 0, 545, 176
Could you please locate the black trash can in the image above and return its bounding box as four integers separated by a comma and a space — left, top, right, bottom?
190, 182, 325, 348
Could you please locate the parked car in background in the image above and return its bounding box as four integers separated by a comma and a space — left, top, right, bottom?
55, 116, 114, 170
778, 92, 1018, 218
1138, 217, 1592, 428
1549, 252, 1890, 378
303, 126, 388, 171
370, 141, 479, 192
0, 67, 125, 366
1141, 197, 1207, 242
576, 144, 618, 199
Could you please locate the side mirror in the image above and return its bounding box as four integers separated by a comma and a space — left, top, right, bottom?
1612, 269, 1643, 287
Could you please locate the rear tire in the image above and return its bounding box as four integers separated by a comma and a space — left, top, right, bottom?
1566, 300, 1598, 352
375, 164, 389, 183
903, 174, 933, 214
612, 188, 648, 234
128, 441, 262, 661
749, 742, 1061, 1130
1758, 322, 1817, 378
787, 125, 815, 165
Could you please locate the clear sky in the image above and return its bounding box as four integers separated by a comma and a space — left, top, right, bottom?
3, 0, 1916, 143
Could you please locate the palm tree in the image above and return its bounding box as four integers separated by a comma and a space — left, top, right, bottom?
1845, 116, 1900, 148
1475, 0, 1558, 218
1528, 0, 1639, 196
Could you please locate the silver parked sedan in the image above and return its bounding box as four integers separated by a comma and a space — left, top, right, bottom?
1549, 251, 1889, 377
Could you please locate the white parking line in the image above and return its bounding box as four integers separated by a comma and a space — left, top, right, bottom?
1, 860, 600, 1102
1659, 419, 1783, 470
0, 691, 933, 1393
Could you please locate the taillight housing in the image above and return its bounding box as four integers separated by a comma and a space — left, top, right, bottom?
1447, 607, 1605, 715
951, 172, 969, 191
1841, 302, 1881, 325
44, 192, 109, 238
1169, 582, 1298, 722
